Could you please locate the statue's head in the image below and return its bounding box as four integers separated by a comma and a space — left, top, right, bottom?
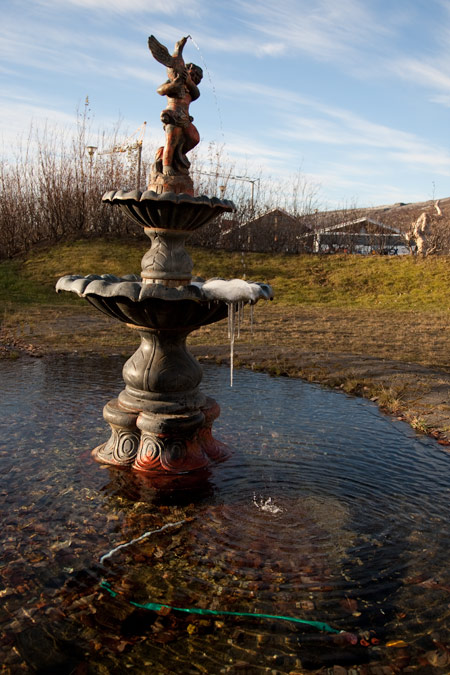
186, 63, 203, 85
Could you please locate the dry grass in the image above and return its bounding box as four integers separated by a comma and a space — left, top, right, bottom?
189, 304, 450, 372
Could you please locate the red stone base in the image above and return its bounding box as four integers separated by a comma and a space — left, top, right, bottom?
148, 172, 194, 195
92, 398, 231, 475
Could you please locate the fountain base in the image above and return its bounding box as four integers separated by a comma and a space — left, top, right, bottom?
56, 192, 271, 479
92, 397, 230, 474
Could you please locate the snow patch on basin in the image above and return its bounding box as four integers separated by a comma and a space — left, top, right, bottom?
193, 279, 273, 386
201, 278, 272, 304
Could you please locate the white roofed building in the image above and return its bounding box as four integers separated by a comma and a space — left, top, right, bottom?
312, 217, 409, 254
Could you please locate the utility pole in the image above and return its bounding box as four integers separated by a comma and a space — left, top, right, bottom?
100, 122, 147, 190
193, 171, 260, 210
234, 175, 260, 212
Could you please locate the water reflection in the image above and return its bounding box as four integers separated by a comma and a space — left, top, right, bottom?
0, 356, 449, 673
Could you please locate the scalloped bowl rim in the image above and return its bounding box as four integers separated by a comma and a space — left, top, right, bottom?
102, 189, 235, 212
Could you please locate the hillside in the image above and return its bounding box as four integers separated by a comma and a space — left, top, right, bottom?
308, 196, 450, 233
1, 240, 449, 311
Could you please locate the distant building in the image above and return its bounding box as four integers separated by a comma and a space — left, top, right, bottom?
196, 200, 448, 254
312, 217, 409, 254
220, 208, 312, 252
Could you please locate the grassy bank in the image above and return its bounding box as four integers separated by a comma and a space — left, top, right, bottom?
1, 238, 449, 310
2, 238, 448, 372
1, 239, 449, 440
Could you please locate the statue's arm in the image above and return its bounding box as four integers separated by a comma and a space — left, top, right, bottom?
186, 77, 200, 101
157, 79, 181, 96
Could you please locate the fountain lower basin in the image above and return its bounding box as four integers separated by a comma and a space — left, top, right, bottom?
55, 273, 272, 330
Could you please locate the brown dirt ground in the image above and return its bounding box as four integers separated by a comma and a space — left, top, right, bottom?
1, 303, 449, 446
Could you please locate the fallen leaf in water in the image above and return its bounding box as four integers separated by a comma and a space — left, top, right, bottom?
386, 639, 408, 647
425, 649, 450, 666
340, 597, 358, 612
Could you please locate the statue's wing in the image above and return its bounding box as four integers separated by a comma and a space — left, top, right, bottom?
148, 35, 175, 68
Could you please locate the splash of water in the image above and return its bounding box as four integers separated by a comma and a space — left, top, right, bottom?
253, 494, 283, 514
188, 35, 225, 142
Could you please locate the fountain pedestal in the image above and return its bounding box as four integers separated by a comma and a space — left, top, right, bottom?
56, 191, 272, 476
93, 321, 229, 473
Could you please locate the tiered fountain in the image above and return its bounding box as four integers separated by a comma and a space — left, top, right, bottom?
56, 35, 272, 477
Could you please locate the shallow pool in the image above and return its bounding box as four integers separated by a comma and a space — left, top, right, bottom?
1, 356, 449, 673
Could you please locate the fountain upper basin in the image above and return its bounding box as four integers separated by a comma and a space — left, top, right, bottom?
102, 190, 235, 231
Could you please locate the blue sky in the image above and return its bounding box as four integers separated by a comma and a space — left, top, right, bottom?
2, 0, 450, 208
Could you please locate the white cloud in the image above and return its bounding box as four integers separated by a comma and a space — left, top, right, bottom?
219, 78, 314, 109
306, 166, 428, 209
0, 18, 162, 87
34, 0, 202, 14
224, 133, 296, 166
257, 42, 286, 57
392, 58, 450, 93
387, 150, 450, 175
0, 100, 77, 151
431, 93, 450, 107
218, 74, 450, 178
233, 0, 392, 63
280, 111, 450, 176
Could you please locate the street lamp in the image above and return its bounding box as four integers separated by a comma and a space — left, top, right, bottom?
86, 146, 98, 173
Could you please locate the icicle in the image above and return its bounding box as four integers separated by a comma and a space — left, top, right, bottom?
237, 301, 243, 339
229, 302, 236, 387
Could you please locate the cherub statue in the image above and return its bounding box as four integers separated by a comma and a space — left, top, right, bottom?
148, 35, 203, 180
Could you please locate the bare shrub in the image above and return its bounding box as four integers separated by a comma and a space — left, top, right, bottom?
0, 110, 321, 258
0, 102, 153, 259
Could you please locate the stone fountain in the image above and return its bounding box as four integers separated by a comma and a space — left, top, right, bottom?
56, 35, 272, 476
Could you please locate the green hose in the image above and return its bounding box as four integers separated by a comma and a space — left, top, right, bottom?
100, 580, 340, 634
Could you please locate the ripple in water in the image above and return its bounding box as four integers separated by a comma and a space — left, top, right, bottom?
0, 356, 449, 673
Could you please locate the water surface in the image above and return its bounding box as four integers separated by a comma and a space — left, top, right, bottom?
1, 356, 449, 673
